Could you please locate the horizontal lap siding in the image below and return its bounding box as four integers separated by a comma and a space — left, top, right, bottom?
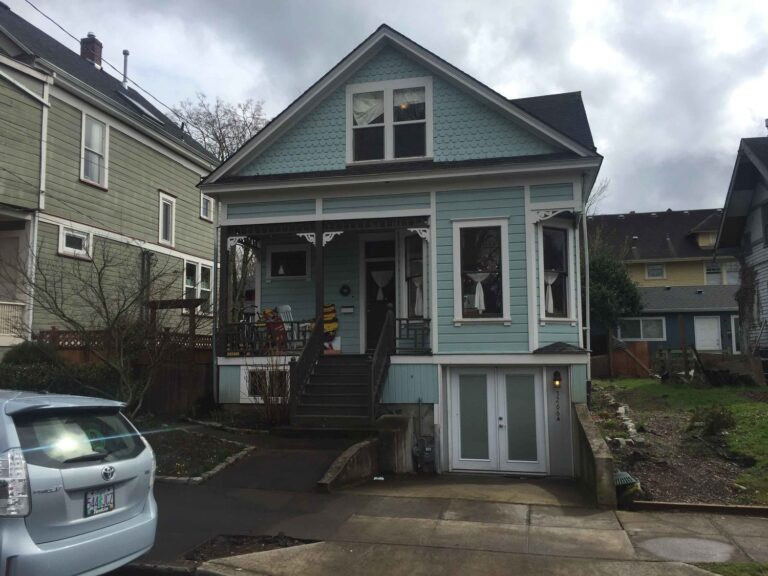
436, 187, 529, 353
529, 183, 573, 203
45, 97, 213, 260
381, 363, 438, 404
218, 365, 241, 403
237, 47, 559, 176
571, 364, 587, 403
539, 323, 579, 346
227, 199, 315, 219
0, 76, 41, 209
323, 192, 430, 214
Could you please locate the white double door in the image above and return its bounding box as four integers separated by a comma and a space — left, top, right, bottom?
450, 368, 546, 474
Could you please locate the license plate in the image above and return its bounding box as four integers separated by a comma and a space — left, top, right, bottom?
84, 486, 115, 517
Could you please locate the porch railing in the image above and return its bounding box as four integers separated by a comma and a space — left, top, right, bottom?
395, 317, 431, 354
219, 320, 314, 356
0, 302, 24, 336
371, 306, 396, 423
288, 318, 324, 415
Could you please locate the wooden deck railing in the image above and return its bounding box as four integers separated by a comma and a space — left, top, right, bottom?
395, 317, 431, 354
36, 328, 212, 351
219, 320, 313, 357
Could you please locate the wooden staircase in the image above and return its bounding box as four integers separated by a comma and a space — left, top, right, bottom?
291, 355, 374, 428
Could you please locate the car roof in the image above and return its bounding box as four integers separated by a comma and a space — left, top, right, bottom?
0, 389, 125, 415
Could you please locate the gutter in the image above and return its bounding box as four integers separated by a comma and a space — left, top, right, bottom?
582, 172, 591, 383
212, 215, 220, 404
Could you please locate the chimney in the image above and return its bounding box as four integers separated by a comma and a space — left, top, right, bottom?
80, 33, 102, 67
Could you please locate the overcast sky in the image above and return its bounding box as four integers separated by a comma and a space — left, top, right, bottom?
9, 0, 768, 214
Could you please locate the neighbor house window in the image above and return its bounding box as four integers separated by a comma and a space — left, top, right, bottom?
405, 234, 424, 318
200, 194, 213, 222
57, 226, 92, 260
158, 192, 175, 246
81, 114, 107, 187
618, 317, 666, 341
542, 227, 569, 318
725, 261, 740, 285
645, 263, 665, 279
184, 261, 212, 314
453, 219, 509, 320
267, 245, 309, 280
347, 77, 433, 163
705, 262, 722, 285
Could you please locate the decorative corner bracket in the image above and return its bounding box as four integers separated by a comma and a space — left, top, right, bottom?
296, 232, 316, 246
226, 235, 247, 249
323, 231, 344, 246
408, 228, 430, 242
533, 209, 569, 223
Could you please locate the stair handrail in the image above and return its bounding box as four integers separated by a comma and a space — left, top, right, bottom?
288, 316, 324, 415
370, 305, 395, 423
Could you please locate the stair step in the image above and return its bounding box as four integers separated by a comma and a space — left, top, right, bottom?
301, 393, 368, 405
313, 364, 370, 374
295, 403, 370, 416
308, 373, 370, 384
304, 383, 370, 395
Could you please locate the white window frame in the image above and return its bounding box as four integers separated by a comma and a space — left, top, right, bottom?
345, 76, 434, 164
266, 244, 311, 281
644, 263, 666, 280
184, 260, 212, 315
538, 220, 576, 322
57, 225, 93, 260
80, 113, 109, 188
724, 261, 740, 285
452, 218, 510, 323
704, 261, 723, 285
200, 193, 214, 222
158, 192, 176, 247
617, 317, 667, 341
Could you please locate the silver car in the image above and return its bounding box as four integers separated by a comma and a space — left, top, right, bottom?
0, 391, 157, 576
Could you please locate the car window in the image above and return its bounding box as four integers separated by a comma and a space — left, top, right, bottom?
14, 409, 144, 468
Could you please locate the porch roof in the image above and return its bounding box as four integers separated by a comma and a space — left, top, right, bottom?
225, 215, 429, 238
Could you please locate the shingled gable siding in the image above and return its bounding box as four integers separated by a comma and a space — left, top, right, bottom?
0, 74, 42, 209
237, 46, 560, 176
45, 97, 213, 260
529, 183, 573, 203
436, 187, 528, 353
743, 180, 768, 348
227, 198, 315, 220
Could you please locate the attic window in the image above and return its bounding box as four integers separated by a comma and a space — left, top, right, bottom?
347, 77, 433, 163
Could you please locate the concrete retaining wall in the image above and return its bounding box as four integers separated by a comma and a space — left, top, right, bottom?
574, 403, 617, 509
317, 438, 379, 492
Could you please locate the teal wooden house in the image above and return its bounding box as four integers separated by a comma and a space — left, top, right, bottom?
202, 25, 602, 476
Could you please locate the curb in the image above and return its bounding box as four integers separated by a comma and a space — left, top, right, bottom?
156, 432, 255, 485
122, 563, 194, 575
632, 500, 768, 517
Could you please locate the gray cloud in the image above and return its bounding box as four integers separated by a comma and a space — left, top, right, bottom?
10, 0, 768, 214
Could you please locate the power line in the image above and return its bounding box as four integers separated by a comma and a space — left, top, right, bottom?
21, 0, 206, 136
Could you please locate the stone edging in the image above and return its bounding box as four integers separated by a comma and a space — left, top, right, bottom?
603, 391, 645, 449
184, 416, 269, 435
156, 431, 255, 486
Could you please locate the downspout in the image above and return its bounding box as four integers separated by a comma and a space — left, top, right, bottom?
582, 173, 592, 385
211, 204, 220, 404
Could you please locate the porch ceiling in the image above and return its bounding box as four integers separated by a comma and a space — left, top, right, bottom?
226, 215, 429, 238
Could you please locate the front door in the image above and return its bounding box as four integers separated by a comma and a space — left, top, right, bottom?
450, 368, 546, 474
694, 316, 722, 351
364, 239, 396, 351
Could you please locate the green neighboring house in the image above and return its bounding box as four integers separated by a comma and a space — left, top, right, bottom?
202, 25, 602, 476
0, 5, 216, 351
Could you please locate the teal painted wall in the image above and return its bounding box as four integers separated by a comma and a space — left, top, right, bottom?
323, 192, 430, 214
237, 47, 559, 176
571, 364, 587, 403
435, 187, 529, 353
381, 363, 438, 404
530, 183, 574, 203
227, 198, 315, 220
219, 365, 241, 403
539, 323, 580, 347
259, 234, 361, 352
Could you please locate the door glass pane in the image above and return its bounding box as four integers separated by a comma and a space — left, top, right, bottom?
505, 374, 537, 462
459, 374, 488, 460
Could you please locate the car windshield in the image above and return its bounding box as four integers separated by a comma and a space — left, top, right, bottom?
14, 409, 144, 468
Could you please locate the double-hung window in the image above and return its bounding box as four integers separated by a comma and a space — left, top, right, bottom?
184, 261, 212, 314
405, 234, 424, 318
81, 114, 107, 187
58, 226, 92, 260
542, 227, 569, 318
705, 262, 722, 285
158, 192, 175, 246
347, 77, 433, 163
200, 194, 213, 222
645, 263, 665, 279
453, 219, 509, 321
724, 261, 740, 285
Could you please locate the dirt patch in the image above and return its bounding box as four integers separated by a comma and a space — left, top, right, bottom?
185, 533, 315, 562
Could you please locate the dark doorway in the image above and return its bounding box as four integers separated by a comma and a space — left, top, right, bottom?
365, 240, 396, 351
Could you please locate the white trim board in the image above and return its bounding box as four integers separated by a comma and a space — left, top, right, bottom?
38, 213, 213, 267
204, 25, 598, 184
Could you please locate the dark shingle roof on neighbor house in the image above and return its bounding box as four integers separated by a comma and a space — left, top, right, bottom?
510, 92, 595, 152
589, 208, 723, 261
639, 285, 738, 313
0, 4, 214, 162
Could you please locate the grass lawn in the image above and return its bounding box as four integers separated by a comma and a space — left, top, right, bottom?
597, 378, 768, 504
135, 420, 247, 478
696, 564, 768, 576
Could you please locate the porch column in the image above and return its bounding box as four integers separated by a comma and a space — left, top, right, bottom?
314, 220, 324, 320
218, 227, 230, 327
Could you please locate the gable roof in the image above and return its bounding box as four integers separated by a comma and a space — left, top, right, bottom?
0, 4, 215, 164
510, 92, 594, 151
717, 136, 768, 250
589, 208, 723, 261
204, 24, 600, 185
